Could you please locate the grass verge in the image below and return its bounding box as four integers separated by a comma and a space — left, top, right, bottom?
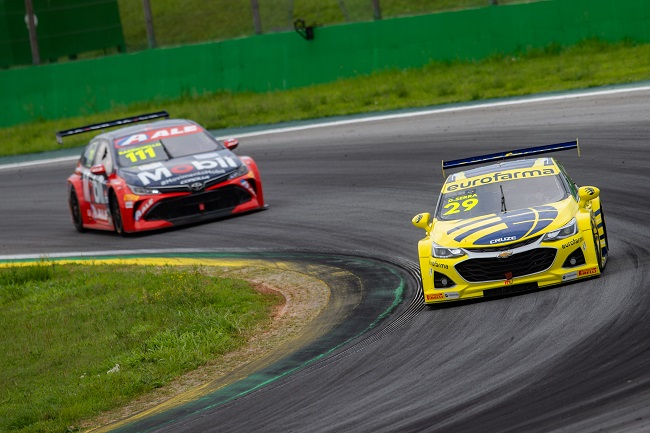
1, 39, 649, 158
0, 263, 281, 433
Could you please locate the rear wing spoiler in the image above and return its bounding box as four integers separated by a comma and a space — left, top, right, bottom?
56, 111, 169, 144
441, 139, 579, 178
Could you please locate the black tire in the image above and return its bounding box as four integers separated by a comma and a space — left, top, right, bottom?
592, 225, 603, 273
109, 191, 126, 236
600, 206, 609, 270
69, 187, 85, 233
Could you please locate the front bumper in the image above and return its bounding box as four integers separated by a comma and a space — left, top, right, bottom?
120, 176, 263, 233
419, 231, 601, 304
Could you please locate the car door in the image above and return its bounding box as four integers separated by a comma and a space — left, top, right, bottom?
82, 138, 114, 227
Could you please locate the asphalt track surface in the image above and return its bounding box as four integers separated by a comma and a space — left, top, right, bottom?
2, 88, 650, 432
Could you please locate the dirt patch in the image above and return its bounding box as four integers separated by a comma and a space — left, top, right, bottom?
83, 265, 330, 431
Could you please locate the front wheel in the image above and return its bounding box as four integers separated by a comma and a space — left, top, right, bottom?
599, 206, 609, 270
69, 187, 85, 233
592, 228, 603, 273
109, 192, 126, 237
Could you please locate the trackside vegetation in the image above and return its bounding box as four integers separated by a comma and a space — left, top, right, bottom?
117, 0, 530, 51
1, 39, 649, 157
0, 263, 281, 433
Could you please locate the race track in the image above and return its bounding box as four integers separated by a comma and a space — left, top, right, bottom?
2, 88, 650, 432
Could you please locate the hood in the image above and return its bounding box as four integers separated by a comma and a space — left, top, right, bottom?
119, 149, 242, 189
432, 199, 577, 247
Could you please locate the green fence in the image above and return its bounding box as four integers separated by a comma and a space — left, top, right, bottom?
1, 0, 648, 128
0, 0, 124, 68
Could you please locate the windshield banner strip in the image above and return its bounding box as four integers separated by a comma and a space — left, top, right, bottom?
444, 167, 559, 193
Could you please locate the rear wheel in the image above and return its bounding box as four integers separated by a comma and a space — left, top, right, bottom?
69, 187, 85, 233
109, 191, 126, 236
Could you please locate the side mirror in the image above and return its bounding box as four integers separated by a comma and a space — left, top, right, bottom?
578, 186, 600, 208
223, 138, 239, 150
412, 213, 431, 232
90, 164, 107, 176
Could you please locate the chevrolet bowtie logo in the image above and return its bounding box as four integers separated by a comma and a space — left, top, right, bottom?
496, 251, 513, 259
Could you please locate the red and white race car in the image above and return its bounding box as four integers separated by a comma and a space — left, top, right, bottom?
59, 111, 265, 235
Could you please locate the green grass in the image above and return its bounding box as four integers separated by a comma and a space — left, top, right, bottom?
1, 39, 649, 158
117, 0, 529, 51
0, 263, 280, 432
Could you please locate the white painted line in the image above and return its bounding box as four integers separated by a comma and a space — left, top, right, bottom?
0, 155, 79, 170
231, 85, 650, 138
0, 248, 266, 261
3, 84, 650, 171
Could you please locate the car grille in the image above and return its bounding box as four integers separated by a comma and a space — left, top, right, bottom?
144, 186, 251, 222
455, 248, 556, 282
463, 235, 542, 252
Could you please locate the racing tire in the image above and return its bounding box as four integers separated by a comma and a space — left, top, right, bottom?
592, 224, 603, 273
599, 206, 609, 270
69, 188, 85, 233
109, 191, 126, 237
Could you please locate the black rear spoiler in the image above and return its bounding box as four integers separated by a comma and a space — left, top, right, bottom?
441, 140, 579, 178
56, 111, 169, 144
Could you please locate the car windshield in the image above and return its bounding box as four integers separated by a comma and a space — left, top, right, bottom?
115, 132, 224, 168
160, 131, 223, 158
436, 175, 568, 221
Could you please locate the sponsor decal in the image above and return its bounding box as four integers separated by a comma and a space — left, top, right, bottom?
431, 261, 449, 269
415, 214, 423, 223
136, 156, 237, 186
504, 279, 513, 286
490, 236, 517, 244
578, 267, 598, 277
444, 168, 558, 192
135, 198, 154, 222
444, 292, 460, 299
562, 236, 584, 249
125, 201, 134, 209
582, 242, 587, 251
90, 204, 109, 221
562, 272, 578, 281
426, 293, 444, 301
115, 125, 201, 147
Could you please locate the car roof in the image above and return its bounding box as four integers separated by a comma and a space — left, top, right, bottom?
93, 118, 199, 141
445, 157, 559, 183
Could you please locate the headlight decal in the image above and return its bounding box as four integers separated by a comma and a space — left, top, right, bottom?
431, 242, 465, 259
542, 218, 578, 242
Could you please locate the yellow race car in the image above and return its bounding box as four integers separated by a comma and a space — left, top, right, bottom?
412, 141, 608, 305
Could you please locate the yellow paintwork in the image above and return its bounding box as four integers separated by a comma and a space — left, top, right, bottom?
413, 158, 607, 304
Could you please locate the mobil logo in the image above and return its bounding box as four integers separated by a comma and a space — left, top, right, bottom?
137, 156, 239, 186
448, 206, 558, 245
